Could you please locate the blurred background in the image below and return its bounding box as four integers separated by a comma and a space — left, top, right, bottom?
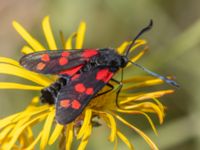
0, 0, 200, 149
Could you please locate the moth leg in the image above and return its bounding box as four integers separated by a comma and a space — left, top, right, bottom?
94, 78, 123, 108
94, 83, 114, 98
110, 78, 123, 109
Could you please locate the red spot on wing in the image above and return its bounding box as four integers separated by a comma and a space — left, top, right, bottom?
59, 57, 68, 66
103, 72, 113, 82
85, 88, 94, 95
59, 65, 83, 76
61, 51, 70, 57
96, 68, 114, 83
75, 83, 86, 93
71, 74, 80, 81
71, 100, 81, 109
41, 54, 50, 62
60, 99, 70, 108
36, 62, 46, 70
82, 49, 98, 58
96, 68, 109, 80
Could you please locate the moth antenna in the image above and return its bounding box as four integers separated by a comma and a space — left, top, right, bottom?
125, 20, 153, 57
128, 60, 179, 87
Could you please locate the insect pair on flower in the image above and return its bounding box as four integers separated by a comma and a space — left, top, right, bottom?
20, 20, 178, 125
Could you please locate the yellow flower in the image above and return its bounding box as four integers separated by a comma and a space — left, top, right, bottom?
0, 16, 174, 150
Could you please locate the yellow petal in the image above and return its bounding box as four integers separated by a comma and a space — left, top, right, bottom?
120, 90, 174, 103
129, 39, 147, 53
91, 110, 116, 142
77, 108, 92, 139
59, 31, 66, 48
0, 57, 20, 66
26, 127, 34, 143
0, 82, 43, 90
12, 21, 45, 51
115, 114, 159, 150
129, 47, 147, 63
6, 113, 48, 149
10, 103, 49, 127
25, 105, 49, 115
76, 22, 86, 49
77, 124, 92, 150
122, 76, 154, 83
21, 46, 34, 54
122, 78, 164, 91
0, 113, 21, 129
104, 113, 116, 142
117, 130, 134, 150
65, 122, 74, 150
65, 32, 76, 49
83, 124, 92, 138
117, 41, 129, 54
127, 47, 148, 68
152, 98, 165, 123
117, 39, 147, 55
25, 132, 42, 150
134, 90, 174, 101
0, 63, 52, 86
18, 128, 31, 148
116, 110, 158, 135
122, 102, 164, 123
48, 124, 64, 145
114, 137, 118, 150
40, 109, 55, 150
42, 16, 57, 50
0, 124, 15, 141
8, 114, 35, 139
26, 96, 40, 108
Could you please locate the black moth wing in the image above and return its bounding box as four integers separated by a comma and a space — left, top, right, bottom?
19, 49, 99, 75
56, 67, 115, 124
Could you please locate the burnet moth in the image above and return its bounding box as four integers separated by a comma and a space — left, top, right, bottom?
20, 20, 178, 125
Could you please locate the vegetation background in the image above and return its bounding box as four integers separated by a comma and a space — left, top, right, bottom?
0, 0, 199, 149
